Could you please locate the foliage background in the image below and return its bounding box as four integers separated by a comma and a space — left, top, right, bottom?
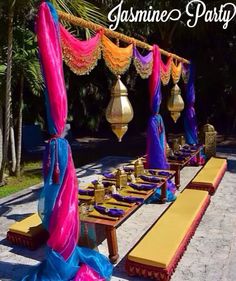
1, 0, 236, 139
66, 0, 236, 138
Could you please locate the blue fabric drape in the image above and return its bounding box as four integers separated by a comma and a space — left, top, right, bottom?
184, 63, 198, 144
146, 46, 169, 169
146, 46, 176, 203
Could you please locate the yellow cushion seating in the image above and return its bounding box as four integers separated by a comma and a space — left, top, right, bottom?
125, 189, 210, 280
7, 213, 48, 250
9, 213, 43, 237
188, 157, 227, 195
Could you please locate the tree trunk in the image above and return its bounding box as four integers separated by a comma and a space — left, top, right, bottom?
10, 124, 16, 174
0, 4, 14, 185
15, 74, 24, 177
0, 104, 3, 171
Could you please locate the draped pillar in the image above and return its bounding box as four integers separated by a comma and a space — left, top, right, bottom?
146, 45, 169, 169
184, 63, 198, 145
22, 2, 112, 280
145, 46, 176, 203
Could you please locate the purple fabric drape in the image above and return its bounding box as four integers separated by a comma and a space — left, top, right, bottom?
133, 46, 153, 64
184, 63, 198, 144
133, 46, 153, 79
146, 45, 169, 169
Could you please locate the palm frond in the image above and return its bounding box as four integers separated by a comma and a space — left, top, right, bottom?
50, 0, 107, 37
24, 60, 44, 95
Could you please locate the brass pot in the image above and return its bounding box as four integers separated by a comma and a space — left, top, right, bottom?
106, 76, 134, 142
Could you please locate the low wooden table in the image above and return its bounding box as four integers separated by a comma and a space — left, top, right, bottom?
79, 169, 175, 264
168, 146, 202, 189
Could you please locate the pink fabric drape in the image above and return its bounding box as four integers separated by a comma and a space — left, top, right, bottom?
37, 3, 67, 136
60, 24, 101, 56
47, 148, 79, 260
160, 56, 172, 73
149, 45, 161, 113
60, 25, 102, 75
31, 3, 113, 281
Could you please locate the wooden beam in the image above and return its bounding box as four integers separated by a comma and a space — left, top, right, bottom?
57, 10, 190, 64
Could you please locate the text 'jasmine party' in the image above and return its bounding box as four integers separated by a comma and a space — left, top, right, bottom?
108, 0, 236, 31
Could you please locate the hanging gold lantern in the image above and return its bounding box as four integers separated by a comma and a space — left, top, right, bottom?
167, 84, 184, 123
106, 76, 134, 142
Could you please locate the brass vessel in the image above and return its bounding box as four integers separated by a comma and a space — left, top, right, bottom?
167, 84, 184, 123
178, 135, 186, 146
200, 123, 216, 158
106, 76, 134, 142
172, 138, 180, 153
93, 181, 105, 204
116, 168, 127, 189
166, 143, 171, 157
134, 159, 144, 177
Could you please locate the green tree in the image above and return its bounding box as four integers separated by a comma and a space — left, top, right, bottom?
0, 0, 107, 185
0, 0, 15, 185
13, 26, 43, 176
0, 64, 6, 172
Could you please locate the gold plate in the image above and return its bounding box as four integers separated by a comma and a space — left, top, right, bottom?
101, 202, 129, 212
121, 189, 148, 197
88, 212, 118, 221
78, 195, 93, 201
106, 198, 134, 207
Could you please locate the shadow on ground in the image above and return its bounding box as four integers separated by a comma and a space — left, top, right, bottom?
0, 260, 38, 280
5, 213, 33, 222
1, 189, 41, 207
0, 237, 46, 262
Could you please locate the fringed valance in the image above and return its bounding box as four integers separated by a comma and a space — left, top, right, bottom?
171, 60, 182, 84
133, 47, 153, 79
101, 35, 133, 75
60, 25, 102, 75
160, 56, 172, 86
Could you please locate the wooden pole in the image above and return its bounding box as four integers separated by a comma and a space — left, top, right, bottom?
57, 10, 190, 64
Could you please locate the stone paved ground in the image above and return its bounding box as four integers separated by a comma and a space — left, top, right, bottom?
0, 152, 236, 281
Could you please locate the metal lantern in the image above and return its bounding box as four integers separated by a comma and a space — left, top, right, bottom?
167, 84, 184, 123
106, 76, 134, 142
200, 123, 217, 158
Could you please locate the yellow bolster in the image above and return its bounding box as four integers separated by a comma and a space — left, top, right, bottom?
9, 213, 44, 237
193, 157, 227, 184
128, 189, 209, 268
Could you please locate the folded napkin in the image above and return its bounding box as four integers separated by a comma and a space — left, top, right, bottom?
168, 155, 187, 161
92, 180, 98, 185
123, 166, 134, 172
112, 194, 144, 204
190, 144, 201, 149
94, 205, 125, 217
180, 149, 192, 153
79, 189, 94, 196
148, 169, 158, 176
179, 149, 192, 153
140, 175, 162, 183
181, 153, 192, 157
100, 181, 113, 188
103, 172, 115, 179
128, 182, 156, 191
176, 151, 192, 157
182, 145, 190, 149
158, 171, 172, 177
